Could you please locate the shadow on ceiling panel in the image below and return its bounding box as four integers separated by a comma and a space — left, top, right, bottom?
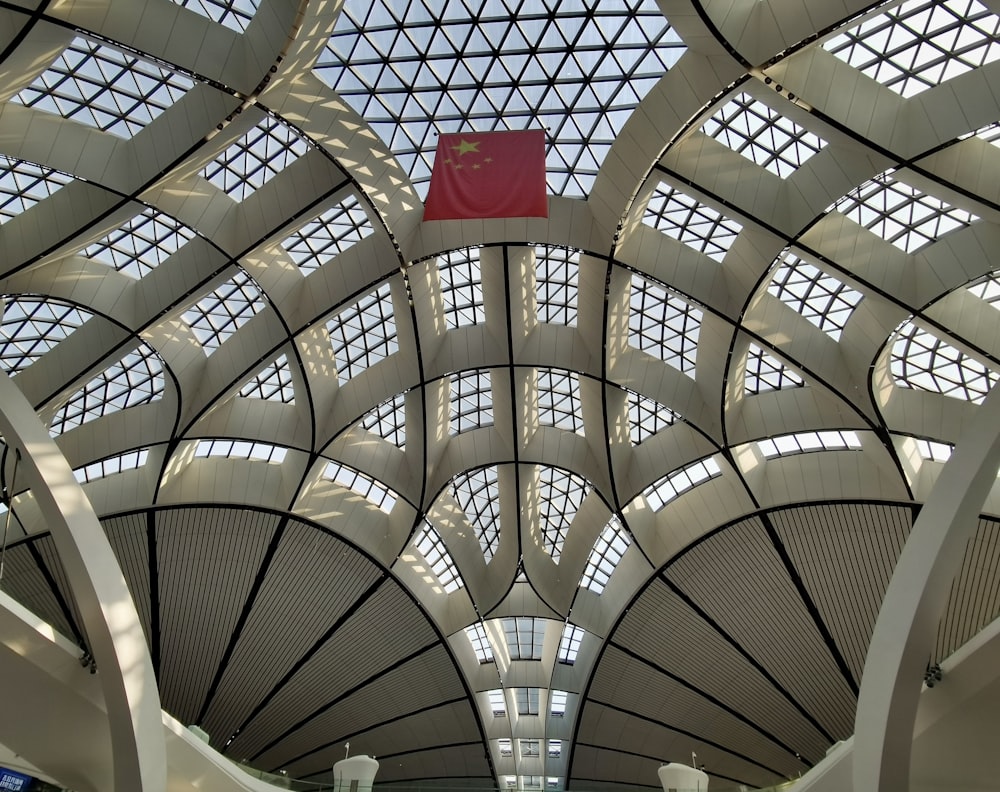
358, 743, 492, 785
286, 698, 483, 780
252, 643, 465, 771
228, 578, 437, 759
156, 507, 281, 726
201, 516, 384, 745
0, 536, 80, 645
613, 576, 830, 762
588, 645, 800, 779
665, 516, 856, 740
770, 502, 911, 685
934, 516, 1000, 661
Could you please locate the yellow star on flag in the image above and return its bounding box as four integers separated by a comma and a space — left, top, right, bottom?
451, 139, 480, 156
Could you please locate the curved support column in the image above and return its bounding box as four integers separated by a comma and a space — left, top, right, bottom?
0, 372, 165, 792
853, 383, 1000, 792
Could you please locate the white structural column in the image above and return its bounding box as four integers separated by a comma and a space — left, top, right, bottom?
853, 383, 1000, 792
0, 371, 165, 792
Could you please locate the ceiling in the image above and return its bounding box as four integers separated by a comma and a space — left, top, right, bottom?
1, 0, 1000, 790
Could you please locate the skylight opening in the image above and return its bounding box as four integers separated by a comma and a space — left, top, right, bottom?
537, 369, 584, 434
204, 116, 310, 200
891, 320, 998, 403
84, 208, 195, 279
767, 253, 864, 341
628, 274, 702, 373
327, 282, 398, 384
628, 390, 679, 445
967, 271, 1000, 306
450, 466, 501, 562
182, 269, 264, 352
451, 369, 494, 434
536, 247, 579, 326
558, 622, 585, 664
550, 689, 568, 717
282, 196, 374, 273
439, 248, 485, 328
702, 92, 827, 177
824, 0, 1000, 98
13, 38, 193, 138
835, 170, 978, 253
916, 437, 954, 461
239, 354, 295, 403
74, 448, 148, 483
643, 184, 743, 262
413, 522, 464, 593
466, 622, 494, 663
0, 297, 92, 376
195, 439, 287, 463
0, 157, 71, 223
548, 740, 561, 759
361, 392, 406, 448
537, 466, 590, 563
51, 344, 164, 435
315, 1, 686, 198
503, 617, 545, 660
745, 344, 805, 394
580, 517, 630, 594
323, 461, 398, 513
498, 738, 513, 757
644, 456, 722, 511
757, 430, 862, 459
521, 740, 540, 758
171, 0, 260, 32
514, 687, 541, 716
488, 689, 506, 717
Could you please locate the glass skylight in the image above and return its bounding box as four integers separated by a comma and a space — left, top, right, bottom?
891, 320, 998, 403
239, 354, 295, 403
537, 369, 583, 434
628, 274, 702, 374
503, 617, 545, 660
643, 184, 743, 262
361, 392, 406, 448
488, 689, 507, 717
182, 269, 264, 351
0, 157, 71, 223
537, 466, 590, 562
498, 738, 513, 757
767, 253, 864, 341
282, 196, 374, 273
315, 0, 686, 198
968, 271, 1000, 305
824, 0, 1000, 98
0, 297, 92, 375
557, 622, 585, 664
414, 522, 464, 593
466, 622, 494, 663
171, 0, 260, 32
835, 170, 978, 253
702, 92, 827, 177
580, 517, 630, 594
204, 116, 309, 200
915, 437, 954, 461
536, 247, 579, 326
439, 248, 485, 328
515, 687, 541, 715
757, 430, 862, 458
628, 391, 679, 445
550, 689, 567, 717
548, 740, 561, 758
451, 466, 501, 562
195, 439, 286, 463
74, 448, 149, 483
327, 282, 398, 384
51, 344, 164, 434
84, 208, 195, 279
323, 461, 398, 513
644, 456, 721, 511
745, 344, 804, 394
13, 38, 192, 138
451, 369, 494, 434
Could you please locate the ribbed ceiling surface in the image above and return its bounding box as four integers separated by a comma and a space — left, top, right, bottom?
0, 0, 999, 790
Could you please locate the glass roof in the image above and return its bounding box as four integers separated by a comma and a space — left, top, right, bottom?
891, 320, 998, 402
768, 253, 864, 341
315, 0, 686, 197
643, 183, 743, 262
172, 0, 260, 31
0, 297, 92, 375
0, 157, 71, 223
84, 208, 195, 279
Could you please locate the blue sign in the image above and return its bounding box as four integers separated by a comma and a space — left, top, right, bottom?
0, 768, 31, 792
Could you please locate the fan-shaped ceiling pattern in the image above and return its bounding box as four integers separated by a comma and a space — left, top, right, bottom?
0, 0, 999, 791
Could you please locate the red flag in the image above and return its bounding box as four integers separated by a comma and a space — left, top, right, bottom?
423, 130, 548, 221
